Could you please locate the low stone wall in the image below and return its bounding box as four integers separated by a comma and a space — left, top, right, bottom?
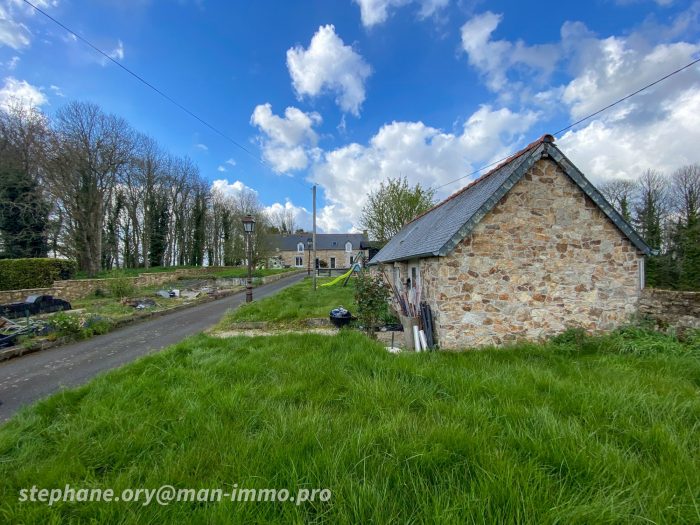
0, 268, 302, 303
638, 289, 700, 332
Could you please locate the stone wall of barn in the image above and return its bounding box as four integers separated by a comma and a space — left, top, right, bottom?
421, 158, 643, 349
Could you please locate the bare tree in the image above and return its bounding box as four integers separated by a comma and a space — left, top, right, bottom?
45, 102, 134, 276
599, 178, 638, 221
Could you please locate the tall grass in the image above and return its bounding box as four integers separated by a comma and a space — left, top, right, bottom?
0, 328, 698, 523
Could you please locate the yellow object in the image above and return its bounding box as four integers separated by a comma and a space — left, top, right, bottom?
320, 268, 354, 287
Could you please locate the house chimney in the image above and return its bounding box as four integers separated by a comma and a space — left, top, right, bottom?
542, 134, 554, 143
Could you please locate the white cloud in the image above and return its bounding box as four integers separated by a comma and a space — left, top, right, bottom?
353, 0, 449, 27
217, 165, 226, 172
0, 4, 31, 49
225, 158, 236, 167
0, 0, 60, 50
194, 143, 208, 151
250, 103, 321, 173
108, 39, 124, 61
211, 179, 258, 198
560, 87, 700, 182
311, 105, 538, 231
286, 24, 372, 115
460, 11, 560, 93
49, 84, 64, 97
0, 76, 47, 110
263, 199, 342, 233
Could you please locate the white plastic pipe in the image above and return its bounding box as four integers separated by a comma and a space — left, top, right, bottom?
413, 325, 421, 352
419, 330, 429, 351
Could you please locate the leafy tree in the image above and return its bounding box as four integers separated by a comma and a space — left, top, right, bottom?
361, 176, 435, 244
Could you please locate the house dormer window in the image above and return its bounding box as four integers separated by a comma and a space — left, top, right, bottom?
345, 242, 352, 252
297, 242, 304, 253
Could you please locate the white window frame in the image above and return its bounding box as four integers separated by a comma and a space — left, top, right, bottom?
297, 242, 304, 253
345, 241, 352, 252
410, 264, 420, 291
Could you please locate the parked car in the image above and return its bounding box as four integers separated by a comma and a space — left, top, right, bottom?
0, 295, 72, 320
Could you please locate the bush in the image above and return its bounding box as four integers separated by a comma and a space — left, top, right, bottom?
0, 258, 77, 291
48, 312, 83, 337
108, 275, 136, 299
354, 271, 390, 338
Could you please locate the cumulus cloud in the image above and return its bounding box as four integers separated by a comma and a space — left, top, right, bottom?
311, 105, 538, 231
286, 24, 372, 115
0, 76, 47, 110
250, 103, 322, 173
353, 0, 449, 27
460, 11, 561, 93
211, 179, 258, 198
225, 158, 236, 167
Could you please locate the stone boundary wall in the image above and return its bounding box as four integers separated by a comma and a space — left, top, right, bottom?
638, 289, 700, 331
0, 268, 303, 303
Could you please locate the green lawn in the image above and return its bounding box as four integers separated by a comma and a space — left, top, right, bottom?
217, 276, 356, 327
0, 328, 698, 523
206, 267, 296, 279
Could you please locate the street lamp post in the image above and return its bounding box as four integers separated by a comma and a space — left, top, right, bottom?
242, 214, 256, 303
306, 237, 312, 276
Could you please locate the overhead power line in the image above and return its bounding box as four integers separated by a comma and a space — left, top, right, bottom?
433, 55, 700, 192
23, 0, 313, 191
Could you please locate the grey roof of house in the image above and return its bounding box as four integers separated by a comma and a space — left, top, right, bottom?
269, 233, 369, 251
370, 135, 652, 264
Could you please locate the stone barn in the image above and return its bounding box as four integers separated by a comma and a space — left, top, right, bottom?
369, 135, 652, 349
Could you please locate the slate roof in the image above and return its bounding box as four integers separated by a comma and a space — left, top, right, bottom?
269, 233, 368, 251
370, 135, 652, 264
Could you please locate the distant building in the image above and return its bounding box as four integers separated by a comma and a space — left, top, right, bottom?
268, 233, 370, 270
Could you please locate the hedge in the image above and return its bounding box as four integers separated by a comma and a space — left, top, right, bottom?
0, 258, 77, 291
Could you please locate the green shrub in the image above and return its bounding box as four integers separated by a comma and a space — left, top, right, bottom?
354, 271, 390, 338
48, 312, 82, 337
0, 258, 77, 290
108, 275, 136, 299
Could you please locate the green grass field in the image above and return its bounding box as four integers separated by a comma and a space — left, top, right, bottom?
217, 276, 357, 328
0, 328, 698, 523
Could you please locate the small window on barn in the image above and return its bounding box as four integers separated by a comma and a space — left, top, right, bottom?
411, 266, 418, 290
345, 241, 352, 252
330, 257, 336, 269
295, 256, 303, 267
332, 241, 337, 247
297, 242, 304, 253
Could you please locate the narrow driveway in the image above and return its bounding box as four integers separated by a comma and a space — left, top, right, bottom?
0, 272, 305, 421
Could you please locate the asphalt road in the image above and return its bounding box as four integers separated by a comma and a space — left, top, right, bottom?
0, 272, 306, 422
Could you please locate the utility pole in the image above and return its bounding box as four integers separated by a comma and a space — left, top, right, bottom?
312, 184, 317, 291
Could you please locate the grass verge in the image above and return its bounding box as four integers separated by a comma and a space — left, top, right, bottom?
216, 276, 356, 328
0, 328, 698, 523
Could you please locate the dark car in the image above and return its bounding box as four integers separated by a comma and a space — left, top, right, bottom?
0, 295, 72, 320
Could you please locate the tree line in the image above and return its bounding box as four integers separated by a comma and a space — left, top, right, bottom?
600, 167, 699, 290
0, 101, 270, 277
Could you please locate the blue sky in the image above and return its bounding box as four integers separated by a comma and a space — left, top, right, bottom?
1, 0, 699, 231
